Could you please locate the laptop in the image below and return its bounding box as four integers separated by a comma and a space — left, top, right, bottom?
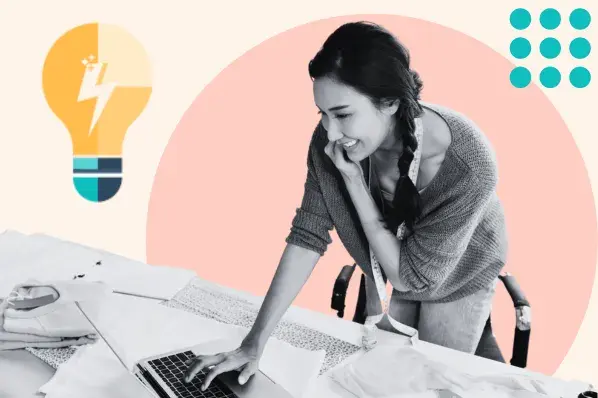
75, 301, 293, 398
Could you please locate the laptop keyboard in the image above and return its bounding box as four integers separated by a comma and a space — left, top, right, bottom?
147, 351, 237, 398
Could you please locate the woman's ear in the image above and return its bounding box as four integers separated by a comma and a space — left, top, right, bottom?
381, 99, 400, 116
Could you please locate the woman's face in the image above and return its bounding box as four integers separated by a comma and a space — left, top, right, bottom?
313, 76, 399, 162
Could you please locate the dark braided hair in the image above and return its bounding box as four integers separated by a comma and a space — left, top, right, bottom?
308, 21, 424, 231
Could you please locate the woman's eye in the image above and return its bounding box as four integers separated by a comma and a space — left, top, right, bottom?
335, 114, 351, 120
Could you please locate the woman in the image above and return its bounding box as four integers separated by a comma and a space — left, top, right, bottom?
184, 21, 508, 390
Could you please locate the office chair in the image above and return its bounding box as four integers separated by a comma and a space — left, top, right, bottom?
331, 264, 531, 368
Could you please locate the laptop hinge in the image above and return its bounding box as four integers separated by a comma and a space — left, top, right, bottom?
137, 364, 171, 398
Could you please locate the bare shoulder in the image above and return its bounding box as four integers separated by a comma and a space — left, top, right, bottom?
420, 107, 451, 161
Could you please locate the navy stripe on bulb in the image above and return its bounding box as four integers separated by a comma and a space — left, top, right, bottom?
73, 157, 122, 174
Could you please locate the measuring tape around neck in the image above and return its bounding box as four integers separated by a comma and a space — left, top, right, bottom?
362, 118, 424, 350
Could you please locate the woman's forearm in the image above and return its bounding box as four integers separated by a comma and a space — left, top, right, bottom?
344, 176, 410, 292
242, 243, 320, 351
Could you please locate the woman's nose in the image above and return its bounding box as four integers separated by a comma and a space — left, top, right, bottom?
326, 123, 343, 142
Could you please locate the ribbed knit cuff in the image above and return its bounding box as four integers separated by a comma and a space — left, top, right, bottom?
285, 208, 333, 256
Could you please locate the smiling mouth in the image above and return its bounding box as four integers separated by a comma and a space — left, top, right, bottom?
342, 139, 358, 149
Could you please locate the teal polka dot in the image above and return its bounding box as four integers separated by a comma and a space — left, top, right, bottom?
510, 8, 532, 30
570, 67, 591, 88
510, 37, 532, 59
570, 8, 591, 30
510, 67, 531, 88
570, 38, 591, 59
540, 38, 561, 59
540, 67, 561, 88
540, 8, 561, 30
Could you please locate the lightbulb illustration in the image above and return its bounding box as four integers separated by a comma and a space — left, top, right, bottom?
42, 23, 152, 202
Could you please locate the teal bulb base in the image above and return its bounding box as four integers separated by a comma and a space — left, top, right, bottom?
72, 156, 123, 202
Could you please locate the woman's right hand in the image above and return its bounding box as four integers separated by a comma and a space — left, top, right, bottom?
180, 243, 321, 392
183, 341, 262, 392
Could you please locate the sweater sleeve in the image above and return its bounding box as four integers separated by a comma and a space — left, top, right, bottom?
285, 129, 334, 255
398, 164, 497, 293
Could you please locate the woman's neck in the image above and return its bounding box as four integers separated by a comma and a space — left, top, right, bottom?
375, 123, 403, 158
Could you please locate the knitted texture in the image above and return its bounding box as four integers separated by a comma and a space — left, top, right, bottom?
286, 103, 508, 303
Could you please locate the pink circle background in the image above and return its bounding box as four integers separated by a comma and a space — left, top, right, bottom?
146, 15, 597, 375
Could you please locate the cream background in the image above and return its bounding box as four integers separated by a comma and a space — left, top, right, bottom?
0, 0, 596, 386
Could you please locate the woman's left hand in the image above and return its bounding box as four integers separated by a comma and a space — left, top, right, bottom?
324, 141, 363, 182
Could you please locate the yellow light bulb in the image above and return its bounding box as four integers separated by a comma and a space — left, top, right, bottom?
42, 23, 152, 202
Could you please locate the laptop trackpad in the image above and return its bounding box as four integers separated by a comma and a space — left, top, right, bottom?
190, 338, 293, 397
218, 370, 293, 397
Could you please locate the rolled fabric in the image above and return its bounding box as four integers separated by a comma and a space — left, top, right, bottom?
0, 279, 111, 349
330, 345, 556, 398
0, 336, 97, 350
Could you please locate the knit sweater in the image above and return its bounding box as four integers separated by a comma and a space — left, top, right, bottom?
285, 102, 508, 303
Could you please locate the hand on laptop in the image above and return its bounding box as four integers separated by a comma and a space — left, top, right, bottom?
183, 342, 262, 391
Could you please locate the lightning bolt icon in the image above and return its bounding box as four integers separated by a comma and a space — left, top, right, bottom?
77, 55, 116, 135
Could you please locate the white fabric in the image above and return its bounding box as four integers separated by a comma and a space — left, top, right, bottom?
0, 230, 57, 271
3, 280, 111, 338
0, 235, 114, 298
81, 262, 197, 300
40, 342, 156, 398
0, 279, 111, 350
0, 230, 196, 301
330, 344, 564, 398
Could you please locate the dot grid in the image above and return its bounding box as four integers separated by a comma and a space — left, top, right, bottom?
509, 7, 591, 88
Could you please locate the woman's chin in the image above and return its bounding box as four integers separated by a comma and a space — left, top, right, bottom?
347, 148, 367, 162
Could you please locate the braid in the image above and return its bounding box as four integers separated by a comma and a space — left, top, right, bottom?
386, 70, 424, 233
